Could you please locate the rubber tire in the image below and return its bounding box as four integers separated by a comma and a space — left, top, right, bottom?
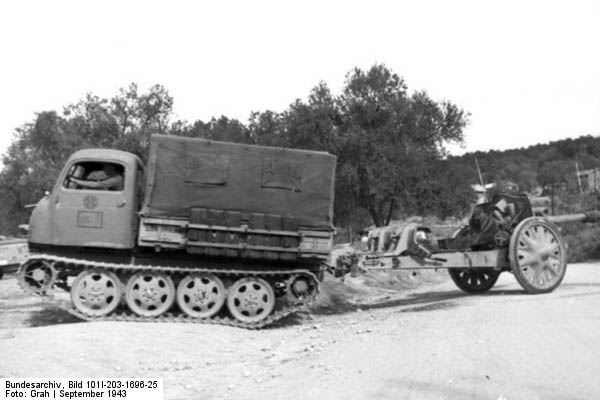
448, 268, 500, 293
509, 217, 567, 294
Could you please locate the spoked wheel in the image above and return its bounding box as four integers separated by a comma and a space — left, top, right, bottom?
17, 259, 57, 295
227, 277, 275, 324
448, 268, 500, 293
176, 273, 226, 318
509, 218, 567, 293
125, 272, 176, 317
71, 270, 122, 317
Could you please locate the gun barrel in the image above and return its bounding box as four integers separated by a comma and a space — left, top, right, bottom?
542, 210, 600, 224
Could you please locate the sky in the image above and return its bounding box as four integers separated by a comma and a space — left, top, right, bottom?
0, 0, 599, 158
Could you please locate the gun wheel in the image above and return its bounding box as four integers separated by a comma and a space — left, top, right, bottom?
509, 218, 567, 293
17, 259, 57, 295
448, 268, 500, 293
227, 277, 275, 324
71, 270, 122, 317
176, 273, 226, 318
125, 272, 175, 317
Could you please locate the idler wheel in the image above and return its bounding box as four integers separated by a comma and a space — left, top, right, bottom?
71, 270, 122, 317
509, 218, 567, 293
288, 275, 317, 301
227, 277, 275, 324
176, 273, 226, 318
125, 272, 175, 317
17, 259, 57, 295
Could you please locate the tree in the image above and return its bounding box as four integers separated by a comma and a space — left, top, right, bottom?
172, 116, 251, 143
111, 84, 173, 160
248, 83, 340, 152
0, 66, 474, 233
0, 84, 175, 233
334, 65, 468, 226
247, 65, 469, 226
0, 111, 80, 231
414, 160, 476, 219
247, 110, 283, 146
538, 160, 575, 215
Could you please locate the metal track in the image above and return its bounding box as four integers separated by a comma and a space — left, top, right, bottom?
18, 254, 319, 329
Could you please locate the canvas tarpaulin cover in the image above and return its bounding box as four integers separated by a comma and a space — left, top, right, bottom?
141, 135, 336, 230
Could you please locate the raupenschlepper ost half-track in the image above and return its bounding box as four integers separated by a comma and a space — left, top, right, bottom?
17, 135, 336, 328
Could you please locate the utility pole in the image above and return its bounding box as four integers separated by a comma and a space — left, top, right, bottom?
575, 162, 583, 195
475, 156, 487, 203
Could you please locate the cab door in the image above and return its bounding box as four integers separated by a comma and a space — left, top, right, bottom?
49, 159, 137, 249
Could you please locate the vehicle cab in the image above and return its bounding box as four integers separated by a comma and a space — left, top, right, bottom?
28, 149, 143, 250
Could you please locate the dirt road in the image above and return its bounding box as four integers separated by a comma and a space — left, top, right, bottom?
1, 264, 599, 400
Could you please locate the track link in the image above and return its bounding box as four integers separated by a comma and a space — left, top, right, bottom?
18, 254, 319, 329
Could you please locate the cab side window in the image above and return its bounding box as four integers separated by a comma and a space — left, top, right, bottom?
63, 162, 125, 191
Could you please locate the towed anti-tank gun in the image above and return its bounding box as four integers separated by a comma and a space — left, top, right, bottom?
337, 194, 600, 294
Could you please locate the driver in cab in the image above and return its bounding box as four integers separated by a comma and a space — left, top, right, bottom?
70, 163, 124, 191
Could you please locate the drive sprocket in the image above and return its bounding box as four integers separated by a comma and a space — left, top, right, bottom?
16, 259, 57, 295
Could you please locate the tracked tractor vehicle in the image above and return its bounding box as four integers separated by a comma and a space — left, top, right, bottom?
18, 135, 336, 328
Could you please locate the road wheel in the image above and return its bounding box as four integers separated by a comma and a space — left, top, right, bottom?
71, 270, 122, 317
176, 273, 226, 318
448, 268, 500, 293
509, 218, 567, 293
125, 272, 176, 317
227, 277, 275, 324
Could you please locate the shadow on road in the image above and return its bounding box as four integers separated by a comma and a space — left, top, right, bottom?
559, 283, 600, 289
373, 376, 575, 400
0, 303, 83, 329
310, 286, 526, 318
9, 278, 585, 330
267, 313, 305, 329
375, 377, 492, 400
25, 306, 83, 327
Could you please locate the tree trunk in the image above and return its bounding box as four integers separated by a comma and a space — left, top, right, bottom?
367, 205, 382, 227
384, 199, 396, 226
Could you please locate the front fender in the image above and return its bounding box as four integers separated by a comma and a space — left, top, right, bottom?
28, 196, 53, 245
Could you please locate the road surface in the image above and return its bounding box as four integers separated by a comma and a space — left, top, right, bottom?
1, 264, 599, 400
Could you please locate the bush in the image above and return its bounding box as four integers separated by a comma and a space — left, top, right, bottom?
560, 222, 600, 263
